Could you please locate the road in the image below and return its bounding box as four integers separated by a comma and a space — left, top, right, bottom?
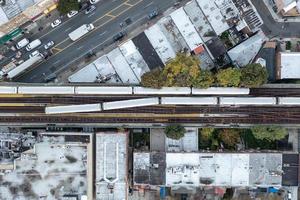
251, 0, 300, 38
12, 0, 179, 83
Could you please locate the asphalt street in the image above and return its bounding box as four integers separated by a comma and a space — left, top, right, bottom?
251, 0, 300, 38
13, 0, 179, 83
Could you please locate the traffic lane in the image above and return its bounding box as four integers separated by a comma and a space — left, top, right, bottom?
0, 0, 125, 66
251, 0, 300, 37
15, 0, 178, 82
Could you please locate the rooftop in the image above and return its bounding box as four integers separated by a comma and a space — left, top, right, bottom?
196, 0, 230, 35
95, 132, 127, 200
278, 52, 300, 79
166, 128, 198, 152
0, 133, 92, 200
228, 31, 267, 66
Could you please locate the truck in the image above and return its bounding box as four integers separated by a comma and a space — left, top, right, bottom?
68, 24, 94, 41
6, 54, 43, 79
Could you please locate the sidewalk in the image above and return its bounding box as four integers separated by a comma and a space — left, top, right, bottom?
261, 0, 300, 22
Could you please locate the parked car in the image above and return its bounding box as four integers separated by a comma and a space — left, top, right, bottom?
113, 31, 126, 42
148, 9, 158, 19
29, 50, 41, 58
44, 74, 57, 82
89, 0, 99, 4
51, 19, 62, 28
44, 41, 55, 50
67, 10, 78, 18
85, 5, 96, 14
16, 38, 29, 49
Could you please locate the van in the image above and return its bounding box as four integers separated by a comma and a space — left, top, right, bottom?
26, 39, 42, 51
16, 38, 29, 49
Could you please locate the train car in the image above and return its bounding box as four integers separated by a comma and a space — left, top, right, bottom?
103, 97, 159, 110
133, 87, 191, 95
75, 86, 133, 95
220, 97, 276, 105
192, 87, 250, 95
161, 97, 218, 105
18, 86, 75, 94
278, 97, 300, 105
0, 86, 18, 94
45, 103, 102, 114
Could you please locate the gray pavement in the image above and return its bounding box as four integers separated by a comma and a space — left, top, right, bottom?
251, 0, 300, 38
11, 0, 180, 83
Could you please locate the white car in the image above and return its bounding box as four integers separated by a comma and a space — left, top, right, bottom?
29, 50, 40, 58
67, 10, 78, 18
89, 0, 99, 4
51, 19, 62, 28
44, 41, 55, 50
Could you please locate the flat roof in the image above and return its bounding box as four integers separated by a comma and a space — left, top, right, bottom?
133, 152, 166, 185
228, 31, 267, 66
196, 0, 230, 35
279, 52, 300, 79
0, 135, 91, 199
96, 132, 127, 200
107, 48, 139, 84
144, 24, 176, 64
119, 40, 150, 81
184, 0, 215, 42
282, 153, 299, 186
170, 7, 203, 51
165, 128, 198, 152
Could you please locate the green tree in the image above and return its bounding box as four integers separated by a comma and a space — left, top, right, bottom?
240, 64, 268, 87
141, 68, 165, 88
216, 67, 241, 87
251, 126, 287, 141
200, 127, 215, 140
57, 0, 79, 15
218, 129, 240, 148
164, 124, 186, 140
192, 70, 214, 88
163, 53, 200, 87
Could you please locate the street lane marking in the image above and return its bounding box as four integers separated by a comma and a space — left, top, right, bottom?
124, 2, 133, 6
88, 12, 96, 18
64, 27, 72, 32
52, 47, 62, 51
105, 13, 116, 18
16, 0, 144, 80
110, 3, 131, 16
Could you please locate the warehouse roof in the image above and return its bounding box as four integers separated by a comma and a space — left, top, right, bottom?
279, 52, 300, 79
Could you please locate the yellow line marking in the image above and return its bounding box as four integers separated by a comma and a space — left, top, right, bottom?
0, 103, 26, 106
105, 13, 116, 18
0, 94, 26, 97
52, 47, 62, 52
16, 0, 144, 79
124, 2, 133, 6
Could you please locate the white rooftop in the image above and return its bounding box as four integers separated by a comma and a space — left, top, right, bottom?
144, 24, 176, 64
68, 55, 119, 83
119, 40, 150, 80
280, 52, 300, 79
107, 48, 139, 84
170, 7, 203, 51
166, 128, 198, 152
196, 0, 230, 35
228, 31, 267, 66
0, 135, 89, 199
96, 132, 127, 200
166, 153, 250, 187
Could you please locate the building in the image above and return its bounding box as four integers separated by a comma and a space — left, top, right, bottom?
228, 31, 267, 67
0, 132, 94, 200
95, 132, 128, 200
277, 52, 300, 79
275, 0, 300, 16
133, 152, 298, 188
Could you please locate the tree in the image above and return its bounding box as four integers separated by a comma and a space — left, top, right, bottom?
141, 68, 165, 88
240, 64, 268, 87
164, 124, 186, 140
200, 127, 215, 140
163, 53, 200, 87
57, 0, 79, 15
192, 70, 214, 88
218, 129, 240, 148
251, 126, 287, 141
216, 67, 241, 87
